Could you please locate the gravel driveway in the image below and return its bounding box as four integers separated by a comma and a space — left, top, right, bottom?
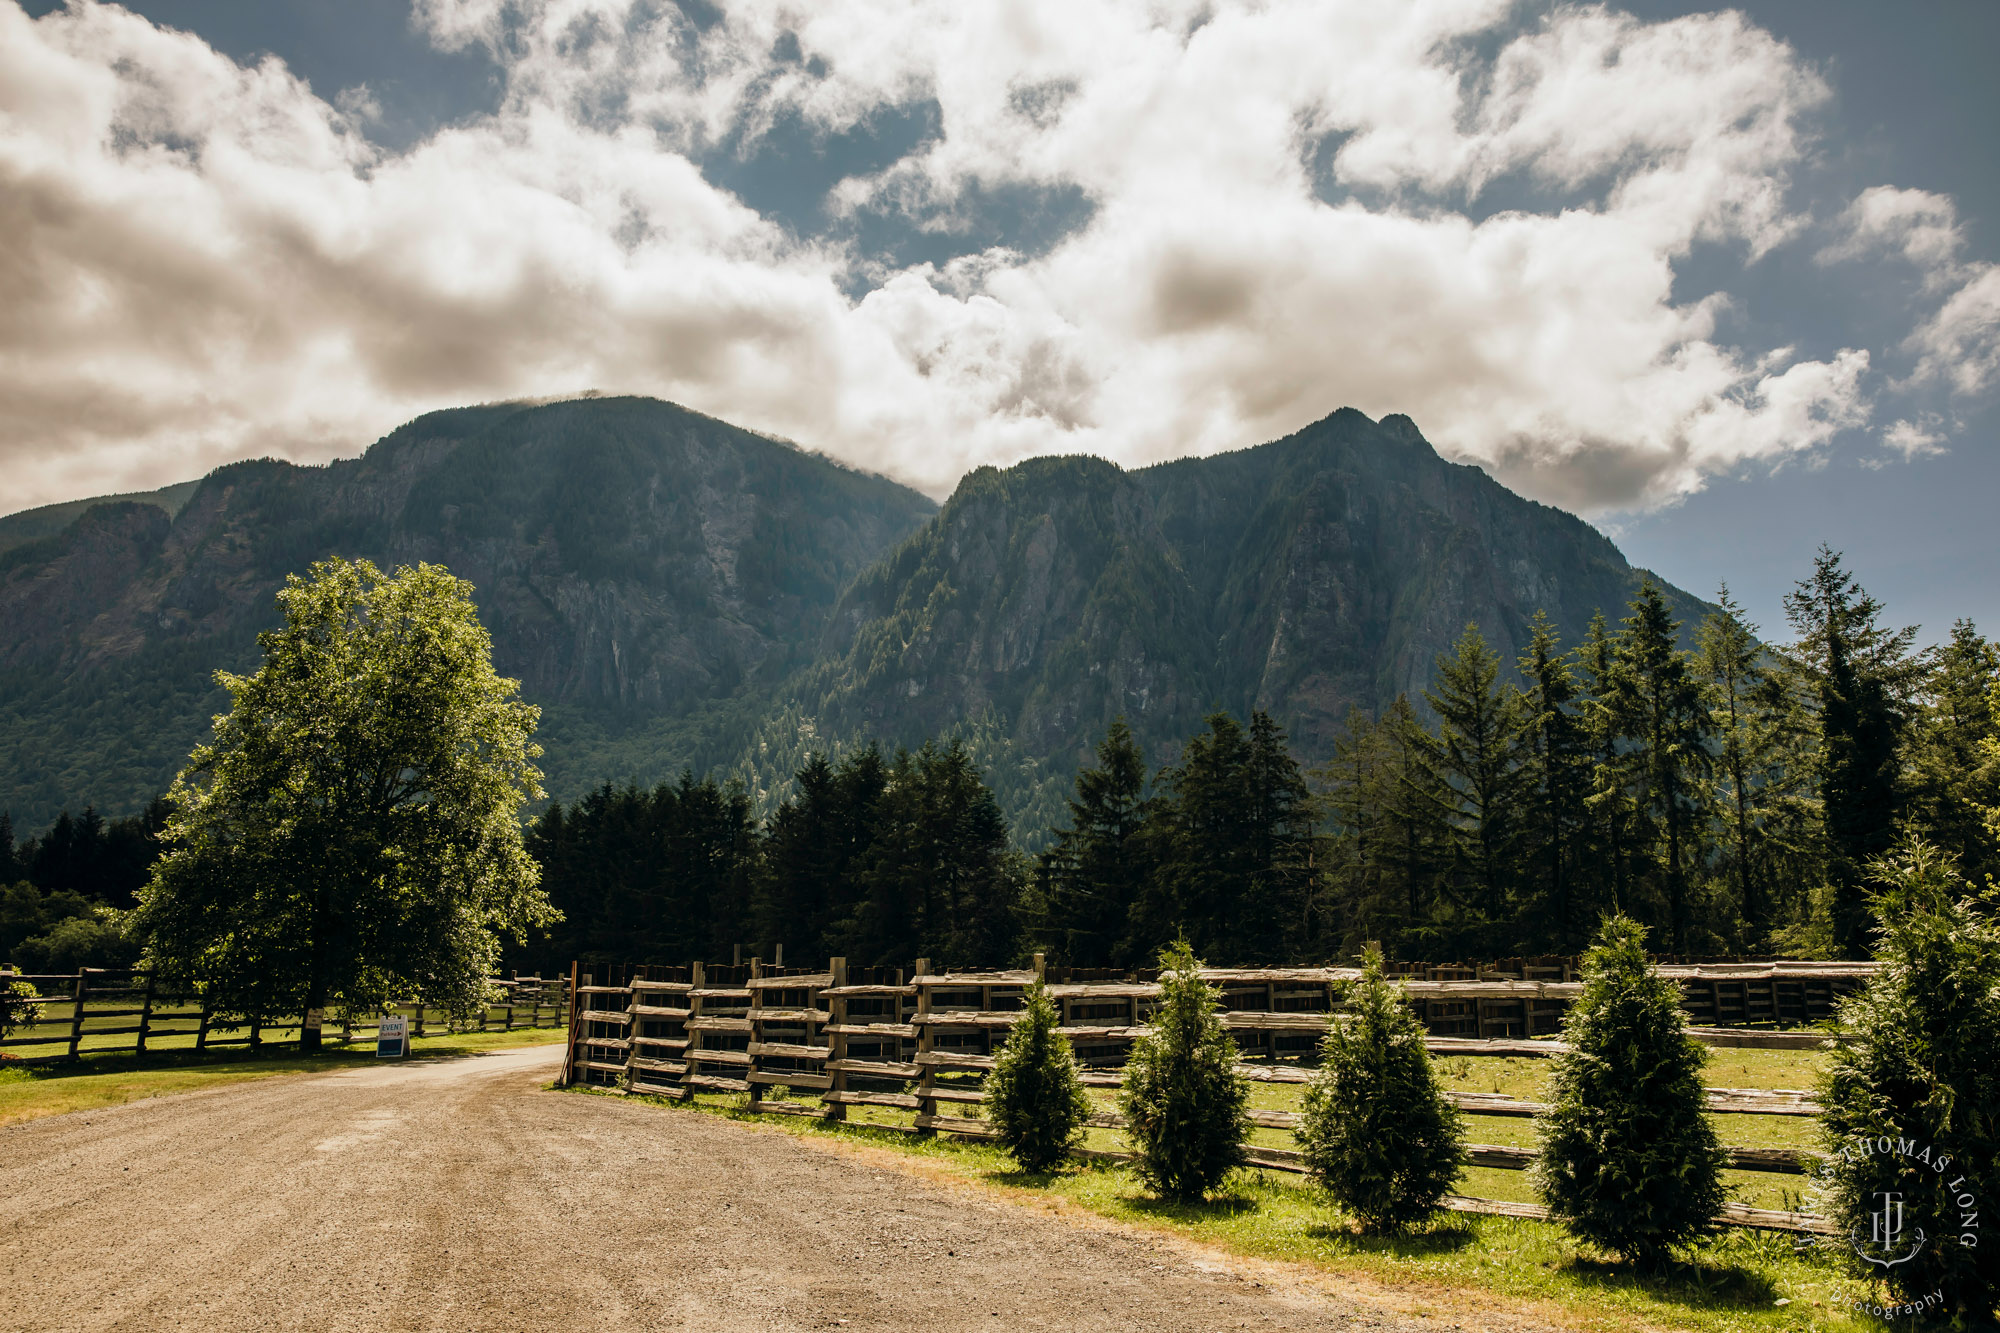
0, 1045, 1453, 1332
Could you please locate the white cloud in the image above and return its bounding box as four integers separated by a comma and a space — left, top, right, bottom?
0, 0, 1947, 517
1878, 414, 1948, 465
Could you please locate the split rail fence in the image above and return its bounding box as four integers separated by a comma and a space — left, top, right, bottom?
560, 955, 1873, 1236
0, 967, 571, 1063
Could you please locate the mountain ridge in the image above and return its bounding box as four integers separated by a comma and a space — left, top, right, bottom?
0, 398, 1713, 836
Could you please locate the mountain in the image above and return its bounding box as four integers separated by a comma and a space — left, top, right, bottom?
1, 399, 1713, 839
0, 397, 936, 828
0, 480, 201, 558
780, 408, 1714, 835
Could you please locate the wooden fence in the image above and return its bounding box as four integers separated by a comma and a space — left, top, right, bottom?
0, 968, 571, 1063
560, 955, 1876, 1236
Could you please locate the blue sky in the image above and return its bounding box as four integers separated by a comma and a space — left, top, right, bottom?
4, 1, 1995, 645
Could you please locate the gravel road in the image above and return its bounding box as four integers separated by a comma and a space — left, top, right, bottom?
0, 1046, 1457, 1332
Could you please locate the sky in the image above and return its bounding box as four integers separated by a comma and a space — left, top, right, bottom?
2, 1, 1995, 645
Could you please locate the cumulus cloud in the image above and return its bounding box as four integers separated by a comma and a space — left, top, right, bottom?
0, 0, 1964, 517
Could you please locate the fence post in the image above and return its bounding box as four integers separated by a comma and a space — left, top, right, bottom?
825, 956, 848, 1121
557, 960, 581, 1087
65, 969, 90, 1061
745, 956, 765, 1111
134, 970, 157, 1056
913, 956, 934, 1134
683, 960, 705, 1100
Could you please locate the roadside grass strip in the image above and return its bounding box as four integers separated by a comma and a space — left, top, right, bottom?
0, 1027, 567, 1129
570, 1043, 1876, 1333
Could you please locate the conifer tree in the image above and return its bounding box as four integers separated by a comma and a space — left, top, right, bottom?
1614, 581, 1713, 951
1320, 708, 1391, 955
1817, 841, 2000, 1326
1516, 612, 1590, 952
1533, 915, 1726, 1263
1375, 696, 1451, 953
1577, 612, 1638, 919
1119, 938, 1250, 1202
1298, 944, 1466, 1230
1907, 621, 1999, 887
1034, 719, 1151, 966
985, 979, 1095, 1172
1784, 547, 1922, 956
1423, 624, 1526, 947
1698, 588, 1774, 944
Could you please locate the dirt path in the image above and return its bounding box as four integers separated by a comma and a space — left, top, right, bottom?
0, 1046, 1455, 1332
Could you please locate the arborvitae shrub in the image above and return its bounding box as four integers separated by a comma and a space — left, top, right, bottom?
1118, 938, 1250, 1201
1298, 944, 1466, 1231
1533, 914, 1726, 1263
1817, 841, 2000, 1327
984, 979, 1094, 1172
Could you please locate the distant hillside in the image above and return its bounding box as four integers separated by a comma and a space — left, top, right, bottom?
0, 398, 936, 827
0, 480, 201, 557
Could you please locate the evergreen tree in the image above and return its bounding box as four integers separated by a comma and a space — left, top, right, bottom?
1906, 621, 1999, 887
1319, 708, 1392, 956
1118, 938, 1250, 1202
1422, 625, 1526, 950
1297, 944, 1466, 1231
1577, 612, 1639, 920
1133, 711, 1317, 964
1033, 719, 1152, 967
854, 739, 1022, 967
1516, 612, 1591, 952
1533, 915, 1727, 1264
1698, 587, 1774, 944
1613, 581, 1713, 951
1783, 547, 1921, 956
1817, 840, 2000, 1326
1375, 696, 1452, 955
984, 979, 1095, 1172
0, 813, 22, 886
756, 746, 890, 960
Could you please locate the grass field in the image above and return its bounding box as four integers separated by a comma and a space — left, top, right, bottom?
0, 1026, 567, 1130
577, 1042, 1882, 1333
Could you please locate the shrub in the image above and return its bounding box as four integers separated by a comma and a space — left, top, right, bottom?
1817, 841, 2000, 1327
1118, 938, 1249, 1201
11, 909, 140, 973
1533, 914, 1726, 1263
984, 979, 1094, 1172
1298, 944, 1466, 1231
0, 977, 42, 1039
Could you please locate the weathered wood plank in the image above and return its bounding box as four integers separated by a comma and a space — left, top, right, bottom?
747, 1071, 833, 1089
747, 1007, 824, 1024
629, 1004, 691, 1019
687, 1016, 752, 1033
579, 1009, 631, 1025
682, 1074, 751, 1093
821, 1022, 919, 1038
913, 1112, 996, 1136
823, 1090, 921, 1110
745, 973, 835, 990
826, 1057, 922, 1078
686, 1047, 752, 1066
745, 1041, 829, 1060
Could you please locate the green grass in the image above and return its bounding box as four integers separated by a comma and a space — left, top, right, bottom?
0, 1026, 566, 1129
571, 1049, 1883, 1333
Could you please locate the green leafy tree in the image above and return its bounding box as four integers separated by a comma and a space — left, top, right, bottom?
1783, 547, 1922, 956
984, 979, 1095, 1172
1119, 938, 1250, 1201
1816, 840, 2000, 1327
0, 976, 41, 1039
1033, 718, 1152, 967
1298, 944, 1466, 1231
136, 558, 555, 1049
1533, 915, 1727, 1263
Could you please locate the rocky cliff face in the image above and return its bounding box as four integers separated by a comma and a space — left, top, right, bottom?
796, 409, 1711, 800
0, 397, 936, 826
1, 400, 1711, 836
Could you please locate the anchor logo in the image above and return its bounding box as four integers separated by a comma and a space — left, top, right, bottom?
1852, 1191, 1928, 1269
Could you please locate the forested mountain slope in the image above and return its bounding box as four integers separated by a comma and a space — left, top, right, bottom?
0, 397, 937, 826
783, 409, 1712, 834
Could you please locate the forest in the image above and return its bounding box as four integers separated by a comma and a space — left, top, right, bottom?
4, 547, 1995, 973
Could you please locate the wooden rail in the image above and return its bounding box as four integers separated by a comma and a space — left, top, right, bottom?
561, 955, 1865, 1235
0, 968, 571, 1063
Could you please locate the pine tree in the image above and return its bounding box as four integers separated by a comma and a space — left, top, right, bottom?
1614, 582, 1713, 951
1783, 547, 1921, 956
1034, 719, 1152, 966
1577, 613, 1638, 921
1516, 612, 1591, 952
1422, 624, 1525, 950
985, 979, 1095, 1172
1375, 696, 1451, 955
1533, 915, 1727, 1264
1906, 621, 1999, 888
1319, 708, 1391, 956
1119, 938, 1250, 1202
756, 746, 891, 961
1817, 841, 2000, 1326
1698, 587, 1774, 944
1298, 944, 1466, 1231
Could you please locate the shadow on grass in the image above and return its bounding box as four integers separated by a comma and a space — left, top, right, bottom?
1556, 1250, 1784, 1310
1121, 1192, 1262, 1223
1, 1033, 550, 1082
1304, 1220, 1479, 1256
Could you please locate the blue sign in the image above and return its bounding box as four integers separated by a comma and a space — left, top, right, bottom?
376, 1013, 408, 1057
